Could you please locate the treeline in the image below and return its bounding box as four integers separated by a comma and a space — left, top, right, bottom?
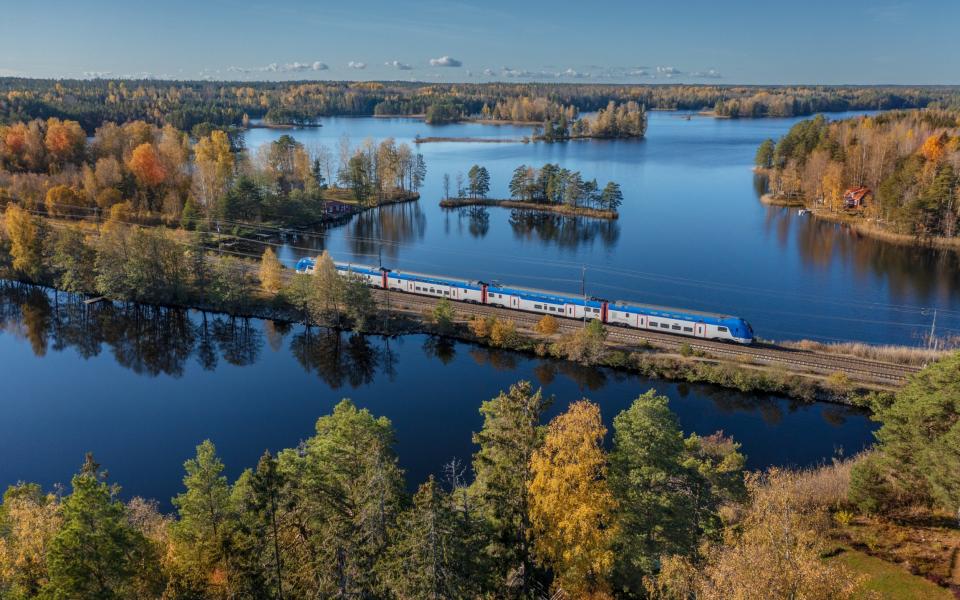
0, 116, 425, 227
756, 109, 960, 237
508, 163, 624, 211
4, 78, 959, 133
713, 86, 960, 118
0, 378, 868, 599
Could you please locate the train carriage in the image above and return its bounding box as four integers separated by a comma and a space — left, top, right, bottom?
294, 257, 754, 345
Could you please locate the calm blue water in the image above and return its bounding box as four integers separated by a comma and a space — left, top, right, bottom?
245, 112, 960, 346
0, 288, 873, 509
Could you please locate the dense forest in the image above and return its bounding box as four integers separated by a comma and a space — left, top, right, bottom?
756, 109, 960, 238
3, 78, 959, 132
0, 116, 425, 228
1, 348, 958, 598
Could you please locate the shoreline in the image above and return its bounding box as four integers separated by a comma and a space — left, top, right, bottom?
439, 197, 618, 220
760, 193, 960, 250
0, 278, 891, 407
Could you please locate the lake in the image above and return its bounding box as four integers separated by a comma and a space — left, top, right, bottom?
245, 112, 960, 347
0, 285, 873, 510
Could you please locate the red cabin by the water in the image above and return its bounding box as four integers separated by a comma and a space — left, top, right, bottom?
843, 186, 871, 209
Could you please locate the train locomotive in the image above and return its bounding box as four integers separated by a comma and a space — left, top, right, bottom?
295, 258, 755, 344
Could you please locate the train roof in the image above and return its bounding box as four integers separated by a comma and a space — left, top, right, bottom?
610, 299, 741, 323
487, 282, 604, 307
387, 268, 483, 291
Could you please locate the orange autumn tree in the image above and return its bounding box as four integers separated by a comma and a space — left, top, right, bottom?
528, 400, 617, 599
919, 132, 948, 163
44, 118, 85, 166
127, 143, 167, 188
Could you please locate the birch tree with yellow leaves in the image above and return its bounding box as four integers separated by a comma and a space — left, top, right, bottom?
528, 400, 617, 599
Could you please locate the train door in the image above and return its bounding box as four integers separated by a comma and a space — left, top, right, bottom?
511, 296, 519, 309
408, 281, 415, 292
695, 322, 706, 338
638, 315, 645, 328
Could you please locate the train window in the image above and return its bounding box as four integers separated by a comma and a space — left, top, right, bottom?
534, 304, 542, 310
661, 323, 670, 329
444, 291, 449, 295
672, 325, 681, 330
416, 286, 422, 291
718, 326, 728, 332
683, 327, 693, 332
649, 321, 658, 327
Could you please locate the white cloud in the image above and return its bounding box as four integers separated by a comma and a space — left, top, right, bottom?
385, 60, 412, 70
82, 71, 113, 79
656, 66, 682, 78
482, 68, 496, 76
226, 61, 328, 74
690, 68, 722, 79
558, 68, 588, 79
348, 61, 367, 69
429, 56, 462, 67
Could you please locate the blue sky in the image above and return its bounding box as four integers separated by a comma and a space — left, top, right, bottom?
1, 0, 957, 84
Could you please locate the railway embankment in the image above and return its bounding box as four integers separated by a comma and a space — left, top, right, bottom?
44, 270, 922, 407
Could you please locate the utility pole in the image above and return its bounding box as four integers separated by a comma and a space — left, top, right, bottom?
581, 265, 587, 326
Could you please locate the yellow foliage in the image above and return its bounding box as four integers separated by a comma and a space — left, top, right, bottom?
919, 133, 947, 162
469, 316, 493, 338
489, 318, 518, 347
692, 469, 868, 600
535, 314, 559, 336
259, 247, 283, 293
0, 490, 62, 593
529, 400, 617, 599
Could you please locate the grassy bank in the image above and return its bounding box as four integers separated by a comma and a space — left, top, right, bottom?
439, 197, 618, 220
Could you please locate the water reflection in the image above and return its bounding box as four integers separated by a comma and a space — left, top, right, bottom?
764, 207, 960, 307
508, 211, 620, 250
290, 329, 395, 389
349, 202, 427, 261
0, 281, 869, 434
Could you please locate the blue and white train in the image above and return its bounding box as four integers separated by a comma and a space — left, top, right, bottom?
295, 258, 755, 344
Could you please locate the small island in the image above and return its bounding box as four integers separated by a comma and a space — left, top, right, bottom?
439, 164, 623, 219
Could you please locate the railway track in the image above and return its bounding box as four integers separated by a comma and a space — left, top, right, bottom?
371, 288, 921, 385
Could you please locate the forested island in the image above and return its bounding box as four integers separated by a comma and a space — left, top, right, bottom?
440, 163, 623, 218
756, 109, 960, 244
3, 78, 959, 133
0, 345, 957, 598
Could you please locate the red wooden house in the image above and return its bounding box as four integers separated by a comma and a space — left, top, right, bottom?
843, 187, 871, 209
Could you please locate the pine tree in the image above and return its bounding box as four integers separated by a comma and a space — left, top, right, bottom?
471, 381, 550, 593
44, 454, 161, 598
476, 167, 491, 198
276, 400, 405, 597
609, 391, 692, 592
528, 400, 616, 599
385, 476, 477, 599
508, 166, 528, 201
169, 440, 236, 598
599, 181, 624, 212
